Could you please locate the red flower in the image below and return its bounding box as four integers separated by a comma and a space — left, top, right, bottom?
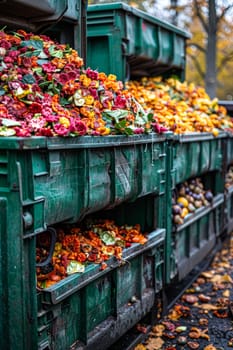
75, 120, 87, 135
29, 102, 42, 114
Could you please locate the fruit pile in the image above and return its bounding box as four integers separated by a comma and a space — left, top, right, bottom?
172, 178, 214, 225
0, 29, 161, 137
225, 166, 233, 189
126, 77, 233, 135
36, 219, 148, 289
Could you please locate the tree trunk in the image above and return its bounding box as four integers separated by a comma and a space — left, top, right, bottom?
205, 0, 217, 98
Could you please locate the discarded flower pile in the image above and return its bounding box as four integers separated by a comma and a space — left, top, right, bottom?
134, 236, 233, 350
126, 77, 233, 135
172, 177, 214, 225
0, 29, 157, 137
36, 219, 147, 289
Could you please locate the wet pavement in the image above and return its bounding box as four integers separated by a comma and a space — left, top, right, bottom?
133, 234, 233, 350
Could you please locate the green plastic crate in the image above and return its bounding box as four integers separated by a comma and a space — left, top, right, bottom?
225, 186, 233, 235
173, 193, 224, 281
37, 228, 165, 350
87, 2, 190, 81
225, 133, 233, 166
0, 134, 167, 230
0, 0, 86, 56
0, 134, 167, 350
0, 0, 67, 30
170, 132, 226, 186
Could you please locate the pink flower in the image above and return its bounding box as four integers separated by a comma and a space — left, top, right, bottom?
0, 39, 11, 49
8, 50, 20, 60
45, 113, 59, 123
53, 123, 70, 136
133, 127, 144, 134
4, 56, 14, 63
67, 70, 77, 81
58, 73, 69, 84
89, 87, 98, 99
85, 67, 98, 80
113, 95, 127, 109
42, 63, 57, 73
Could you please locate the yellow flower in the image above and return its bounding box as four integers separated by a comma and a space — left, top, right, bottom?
14, 86, 32, 98
85, 95, 94, 105
59, 117, 70, 128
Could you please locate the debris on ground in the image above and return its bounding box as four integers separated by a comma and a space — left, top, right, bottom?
134, 236, 233, 350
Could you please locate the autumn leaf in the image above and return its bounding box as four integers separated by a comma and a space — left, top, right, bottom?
196, 303, 218, 310
210, 274, 233, 283
222, 289, 230, 297
145, 337, 164, 350
151, 324, 165, 336
134, 344, 146, 350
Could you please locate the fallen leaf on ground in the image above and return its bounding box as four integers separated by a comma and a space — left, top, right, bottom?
145, 337, 164, 350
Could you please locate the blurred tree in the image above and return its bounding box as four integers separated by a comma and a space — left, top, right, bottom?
87, 0, 233, 99
169, 0, 233, 99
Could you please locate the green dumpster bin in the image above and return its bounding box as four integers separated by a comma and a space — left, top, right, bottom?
87, 2, 190, 82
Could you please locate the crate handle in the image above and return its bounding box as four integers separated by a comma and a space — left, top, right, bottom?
36, 227, 57, 267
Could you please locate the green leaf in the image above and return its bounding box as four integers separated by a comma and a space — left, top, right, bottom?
115, 120, 134, 135
60, 97, 70, 106
38, 51, 48, 59
103, 109, 129, 123
37, 59, 49, 66
20, 50, 42, 57
2, 118, 21, 127
147, 113, 154, 122
0, 127, 16, 136
20, 39, 44, 50
22, 74, 36, 84
48, 45, 63, 58
99, 231, 116, 245
39, 81, 51, 88
0, 88, 5, 96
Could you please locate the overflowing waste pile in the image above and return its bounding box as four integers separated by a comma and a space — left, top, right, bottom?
1, 29, 232, 138
126, 77, 233, 135
0, 29, 158, 137
36, 219, 148, 288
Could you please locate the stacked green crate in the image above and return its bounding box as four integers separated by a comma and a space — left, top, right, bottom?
0, 134, 167, 350
168, 132, 226, 282
87, 2, 190, 82
224, 132, 233, 234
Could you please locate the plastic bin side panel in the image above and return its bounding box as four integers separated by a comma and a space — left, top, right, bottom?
139, 141, 166, 197
31, 148, 112, 225
173, 141, 201, 185
87, 8, 126, 79
208, 137, 223, 172
226, 136, 233, 166
87, 32, 125, 79
174, 206, 217, 281
84, 274, 115, 334
116, 256, 142, 309
112, 146, 138, 205
226, 188, 233, 234
38, 292, 82, 350
0, 195, 38, 350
